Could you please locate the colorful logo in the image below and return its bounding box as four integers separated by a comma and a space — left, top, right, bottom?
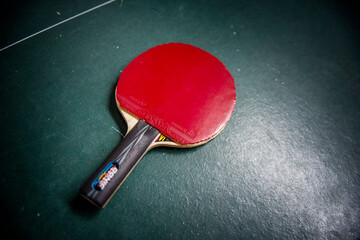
156, 134, 171, 142
157, 135, 167, 141
92, 162, 119, 191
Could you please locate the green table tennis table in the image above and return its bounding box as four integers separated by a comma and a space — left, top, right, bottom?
1, 0, 359, 239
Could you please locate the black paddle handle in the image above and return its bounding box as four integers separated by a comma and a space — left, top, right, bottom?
80, 120, 159, 208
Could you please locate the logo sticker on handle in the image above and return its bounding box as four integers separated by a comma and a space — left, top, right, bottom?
92, 162, 119, 191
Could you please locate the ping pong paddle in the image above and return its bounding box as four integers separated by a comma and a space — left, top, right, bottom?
80, 43, 236, 208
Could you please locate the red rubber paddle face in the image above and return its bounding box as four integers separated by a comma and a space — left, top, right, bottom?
116, 43, 236, 145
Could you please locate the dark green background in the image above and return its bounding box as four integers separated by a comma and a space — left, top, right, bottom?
1, 0, 359, 239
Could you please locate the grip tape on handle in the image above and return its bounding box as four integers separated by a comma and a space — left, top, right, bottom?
80, 120, 159, 208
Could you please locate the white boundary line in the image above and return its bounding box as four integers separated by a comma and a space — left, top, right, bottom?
0, 0, 117, 52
